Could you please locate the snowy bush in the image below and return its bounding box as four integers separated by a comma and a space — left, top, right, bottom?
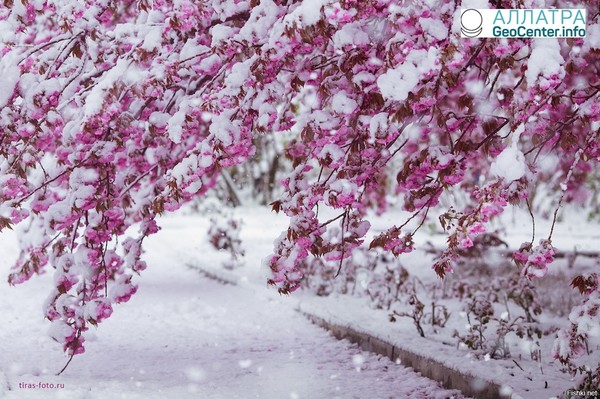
301, 235, 597, 378
208, 213, 245, 270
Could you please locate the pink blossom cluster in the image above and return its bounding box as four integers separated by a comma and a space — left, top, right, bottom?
513, 239, 557, 280
553, 273, 600, 369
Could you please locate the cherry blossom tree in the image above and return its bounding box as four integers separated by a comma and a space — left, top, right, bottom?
0, 0, 598, 373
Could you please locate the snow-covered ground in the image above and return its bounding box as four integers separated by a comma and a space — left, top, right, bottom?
1, 201, 597, 399
0, 214, 468, 399
154, 204, 600, 398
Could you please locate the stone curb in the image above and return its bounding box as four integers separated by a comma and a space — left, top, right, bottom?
187, 263, 239, 285
299, 310, 509, 399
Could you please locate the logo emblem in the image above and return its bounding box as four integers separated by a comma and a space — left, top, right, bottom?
461, 9, 483, 37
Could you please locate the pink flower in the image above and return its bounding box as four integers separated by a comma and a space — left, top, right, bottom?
468, 223, 486, 235
459, 237, 473, 249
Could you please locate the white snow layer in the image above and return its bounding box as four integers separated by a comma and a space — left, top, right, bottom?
167, 100, 190, 144
284, 0, 329, 26
0, 218, 467, 399
333, 22, 370, 49
419, 17, 448, 40
586, 23, 600, 49
0, 53, 20, 109
141, 26, 163, 51
490, 145, 527, 181
84, 60, 144, 117
377, 63, 419, 102
525, 38, 564, 87
377, 48, 440, 102
331, 91, 357, 114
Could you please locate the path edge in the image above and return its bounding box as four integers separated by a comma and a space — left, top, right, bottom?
298, 308, 510, 399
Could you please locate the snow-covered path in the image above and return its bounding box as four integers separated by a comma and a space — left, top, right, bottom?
1, 227, 467, 399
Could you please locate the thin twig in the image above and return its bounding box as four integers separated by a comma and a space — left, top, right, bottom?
525, 198, 535, 245
334, 210, 348, 278
512, 359, 525, 372
57, 354, 75, 376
